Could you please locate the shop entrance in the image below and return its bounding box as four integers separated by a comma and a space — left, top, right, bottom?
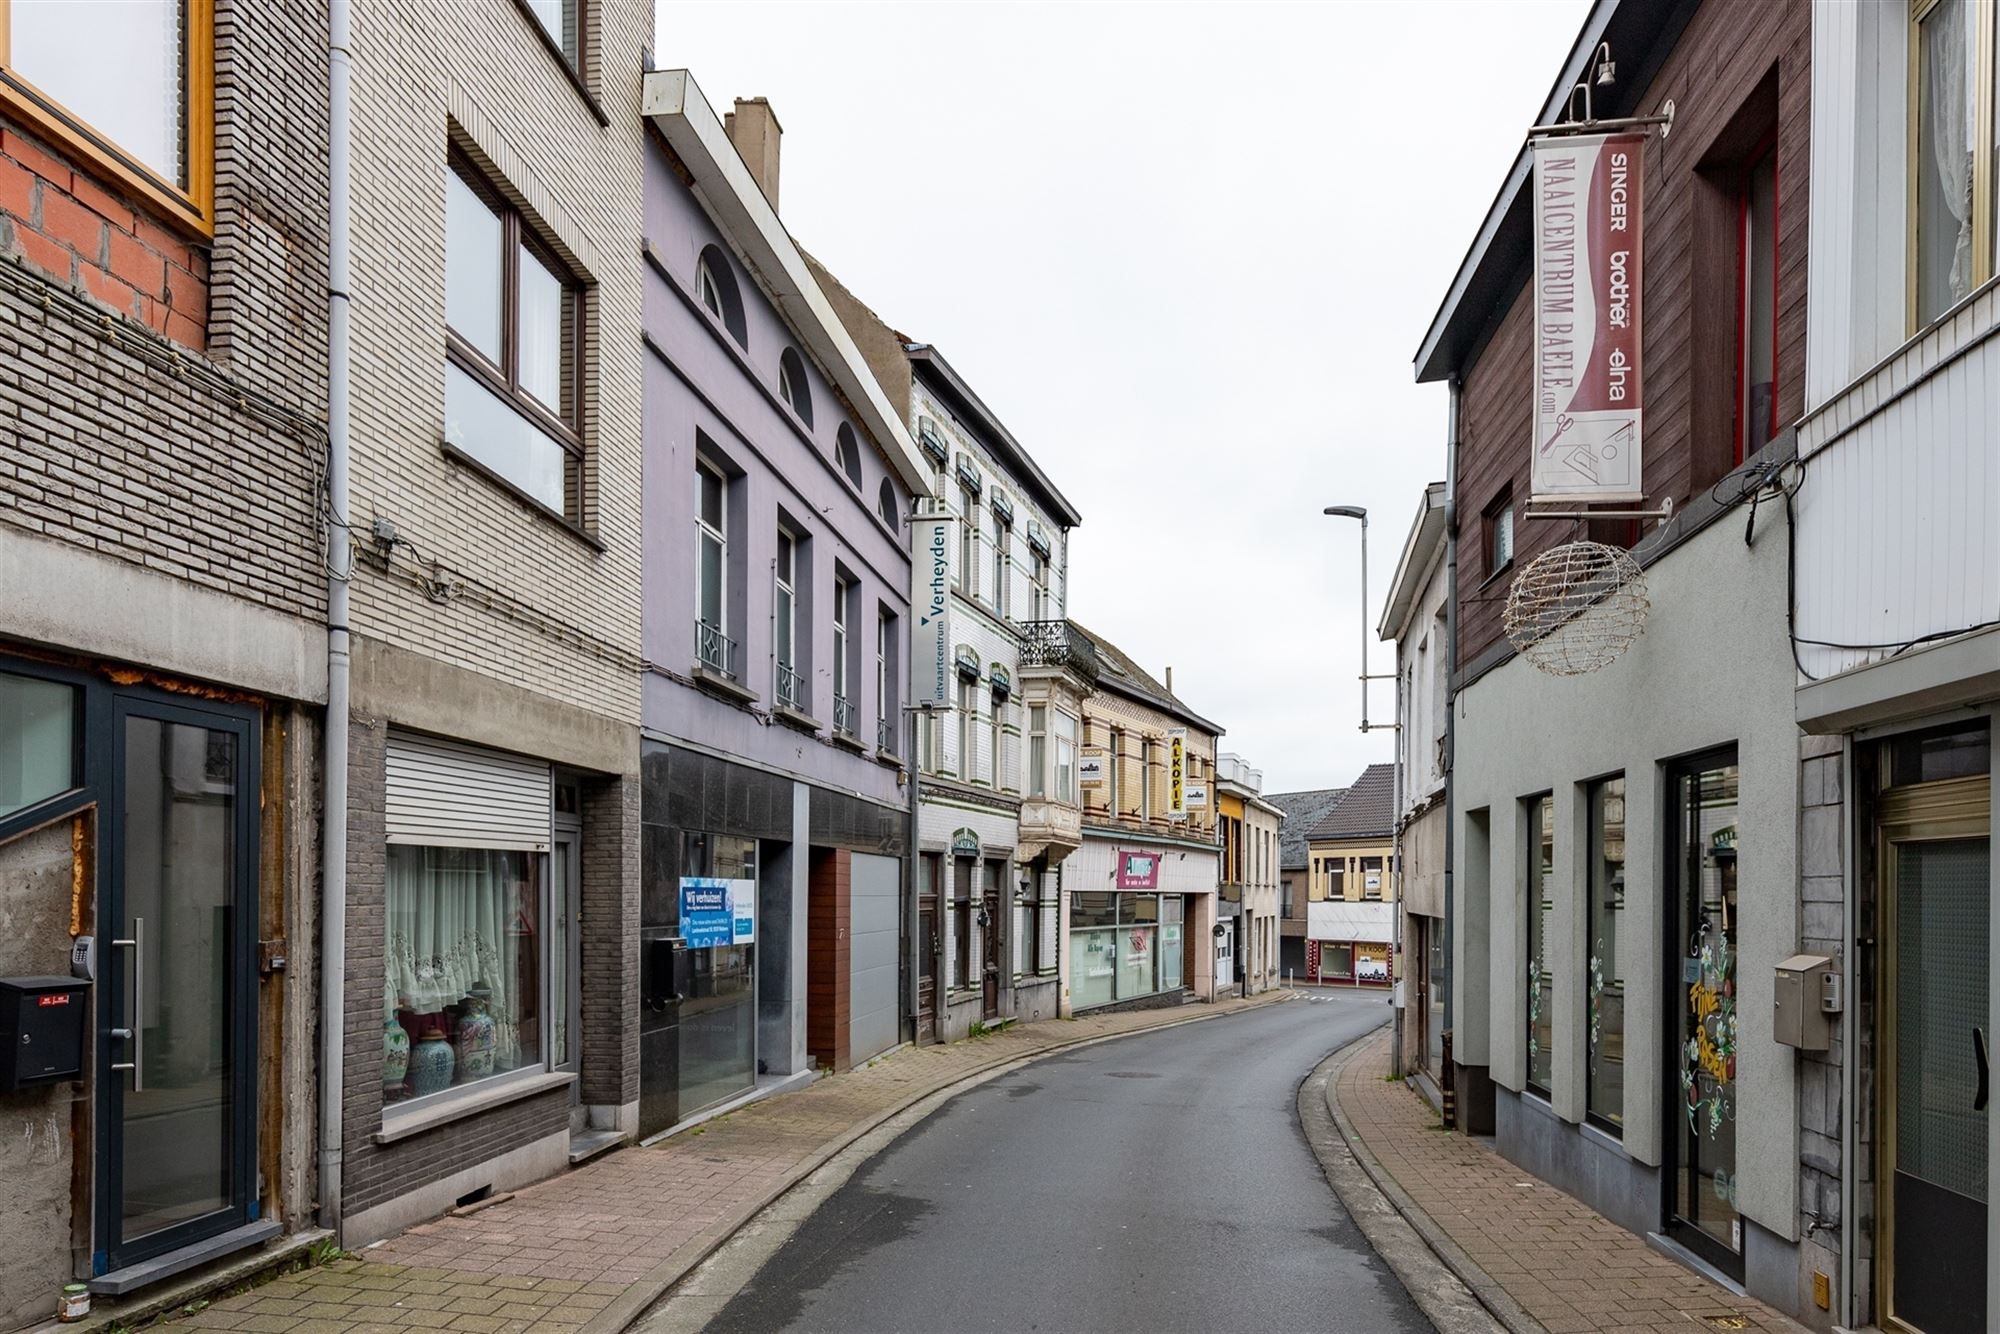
1663, 749, 1741, 1278
99, 697, 261, 1276
1875, 744, 1989, 1334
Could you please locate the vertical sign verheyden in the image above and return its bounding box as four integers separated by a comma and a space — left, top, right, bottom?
1531, 132, 1645, 502
912, 511, 956, 709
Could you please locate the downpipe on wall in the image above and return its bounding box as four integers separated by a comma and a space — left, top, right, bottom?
319, 0, 354, 1236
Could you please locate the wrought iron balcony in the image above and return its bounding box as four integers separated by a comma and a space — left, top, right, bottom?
833, 691, 856, 736
696, 619, 737, 678
775, 660, 805, 712
1014, 619, 1100, 685
877, 714, 897, 755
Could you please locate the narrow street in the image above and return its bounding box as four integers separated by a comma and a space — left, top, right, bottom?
649, 997, 1429, 1334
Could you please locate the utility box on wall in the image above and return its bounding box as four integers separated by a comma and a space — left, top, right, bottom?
0, 976, 91, 1090
1774, 954, 1833, 1051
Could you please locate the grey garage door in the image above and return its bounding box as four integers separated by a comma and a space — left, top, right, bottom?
850, 854, 901, 1063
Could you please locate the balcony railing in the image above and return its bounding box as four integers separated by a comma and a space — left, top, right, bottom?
775, 660, 805, 712
1014, 619, 1100, 685
833, 691, 856, 736
696, 619, 737, 678
877, 714, 897, 755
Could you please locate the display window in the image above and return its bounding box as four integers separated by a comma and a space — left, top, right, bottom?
1068, 891, 1182, 1009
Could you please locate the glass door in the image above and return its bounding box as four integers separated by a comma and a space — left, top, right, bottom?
1878, 771, 1989, 1334
1665, 751, 1741, 1276
100, 697, 258, 1272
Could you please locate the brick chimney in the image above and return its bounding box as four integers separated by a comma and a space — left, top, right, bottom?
724, 97, 782, 211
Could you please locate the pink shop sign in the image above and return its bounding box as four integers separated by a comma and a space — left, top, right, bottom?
1116, 850, 1160, 889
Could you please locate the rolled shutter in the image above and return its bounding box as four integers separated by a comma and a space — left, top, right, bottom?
385, 731, 551, 851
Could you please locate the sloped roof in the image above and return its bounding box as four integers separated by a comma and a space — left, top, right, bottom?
1071, 621, 1224, 735
1268, 788, 1348, 870
1307, 763, 1397, 842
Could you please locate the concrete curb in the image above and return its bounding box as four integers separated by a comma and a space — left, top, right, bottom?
584, 990, 1299, 1334
1307, 1035, 1544, 1334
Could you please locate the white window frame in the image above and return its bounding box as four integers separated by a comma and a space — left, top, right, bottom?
779, 355, 804, 418
988, 690, 1003, 787
1054, 711, 1077, 804
957, 679, 977, 781
958, 485, 979, 597
775, 527, 797, 705
696, 461, 728, 659
1107, 728, 1122, 814
992, 511, 1010, 617
833, 577, 851, 721
698, 255, 724, 319
1028, 704, 1047, 798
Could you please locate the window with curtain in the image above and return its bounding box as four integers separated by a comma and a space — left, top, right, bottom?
384, 846, 544, 1103
957, 679, 977, 781
1054, 712, 1077, 803
1587, 776, 1628, 1130
1526, 793, 1555, 1096
1028, 705, 1047, 797
992, 512, 1010, 616
1913, 0, 1996, 327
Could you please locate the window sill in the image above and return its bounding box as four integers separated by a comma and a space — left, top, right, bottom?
376, 1069, 575, 1144
693, 664, 758, 706
1476, 558, 1514, 593
875, 748, 907, 771
440, 441, 604, 552
830, 728, 869, 755
507, 0, 609, 127
774, 703, 821, 735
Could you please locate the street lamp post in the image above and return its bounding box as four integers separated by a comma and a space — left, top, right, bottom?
1324, 505, 1404, 1076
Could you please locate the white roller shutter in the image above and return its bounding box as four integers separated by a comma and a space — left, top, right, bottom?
385, 731, 551, 850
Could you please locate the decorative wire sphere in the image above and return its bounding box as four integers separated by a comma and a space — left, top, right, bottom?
1502, 540, 1651, 677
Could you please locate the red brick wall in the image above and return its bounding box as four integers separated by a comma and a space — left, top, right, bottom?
0, 122, 208, 349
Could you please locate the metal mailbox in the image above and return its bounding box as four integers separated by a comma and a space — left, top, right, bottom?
1774, 954, 1833, 1052
0, 976, 91, 1090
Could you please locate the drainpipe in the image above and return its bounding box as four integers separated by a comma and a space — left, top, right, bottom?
1441, 374, 1460, 1120
319, 0, 354, 1235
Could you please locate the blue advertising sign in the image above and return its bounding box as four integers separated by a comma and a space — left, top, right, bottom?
680, 877, 756, 948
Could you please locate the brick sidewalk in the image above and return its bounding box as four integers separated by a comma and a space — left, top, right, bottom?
1330, 1031, 1802, 1333
163, 991, 1294, 1333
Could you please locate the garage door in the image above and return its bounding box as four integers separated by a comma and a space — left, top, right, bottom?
850, 854, 901, 1063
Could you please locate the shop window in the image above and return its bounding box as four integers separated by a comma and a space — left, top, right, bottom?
1524, 793, 1554, 1096
1586, 775, 1628, 1131
0, 0, 215, 229
444, 157, 584, 519
677, 832, 757, 1117
1355, 942, 1390, 983
1319, 941, 1353, 982
385, 847, 545, 1104
0, 669, 77, 820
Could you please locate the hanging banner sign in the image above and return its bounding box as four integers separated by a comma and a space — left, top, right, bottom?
1531, 132, 1645, 502
1183, 781, 1209, 810
680, 878, 756, 948
912, 512, 956, 708
1167, 727, 1188, 821
1078, 751, 1106, 786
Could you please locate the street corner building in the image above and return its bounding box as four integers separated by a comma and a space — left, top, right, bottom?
0, 0, 330, 1319
1064, 631, 1227, 1015
1269, 785, 1349, 984
1299, 764, 1401, 994
807, 243, 1088, 1044
635, 75, 932, 1127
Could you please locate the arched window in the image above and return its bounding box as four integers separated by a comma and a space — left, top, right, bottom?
694, 244, 747, 348
835, 423, 863, 488
878, 478, 900, 529
778, 348, 812, 428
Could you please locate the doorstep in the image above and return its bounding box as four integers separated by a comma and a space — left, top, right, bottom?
39, 1224, 326, 1331
638, 1068, 818, 1146
569, 1126, 627, 1165
88, 1218, 284, 1296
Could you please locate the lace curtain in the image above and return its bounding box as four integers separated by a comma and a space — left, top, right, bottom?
385, 845, 538, 1063
1924, 0, 1976, 311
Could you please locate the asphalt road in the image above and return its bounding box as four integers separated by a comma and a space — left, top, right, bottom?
693, 994, 1430, 1333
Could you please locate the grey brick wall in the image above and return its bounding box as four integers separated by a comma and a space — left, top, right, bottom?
1796, 733, 1846, 1315
581, 772, 639, 1109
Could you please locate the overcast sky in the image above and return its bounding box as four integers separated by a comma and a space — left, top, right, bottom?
656, 0, 1590, 793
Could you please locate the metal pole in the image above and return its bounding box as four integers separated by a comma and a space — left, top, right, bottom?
1358, 515, 1370, 732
